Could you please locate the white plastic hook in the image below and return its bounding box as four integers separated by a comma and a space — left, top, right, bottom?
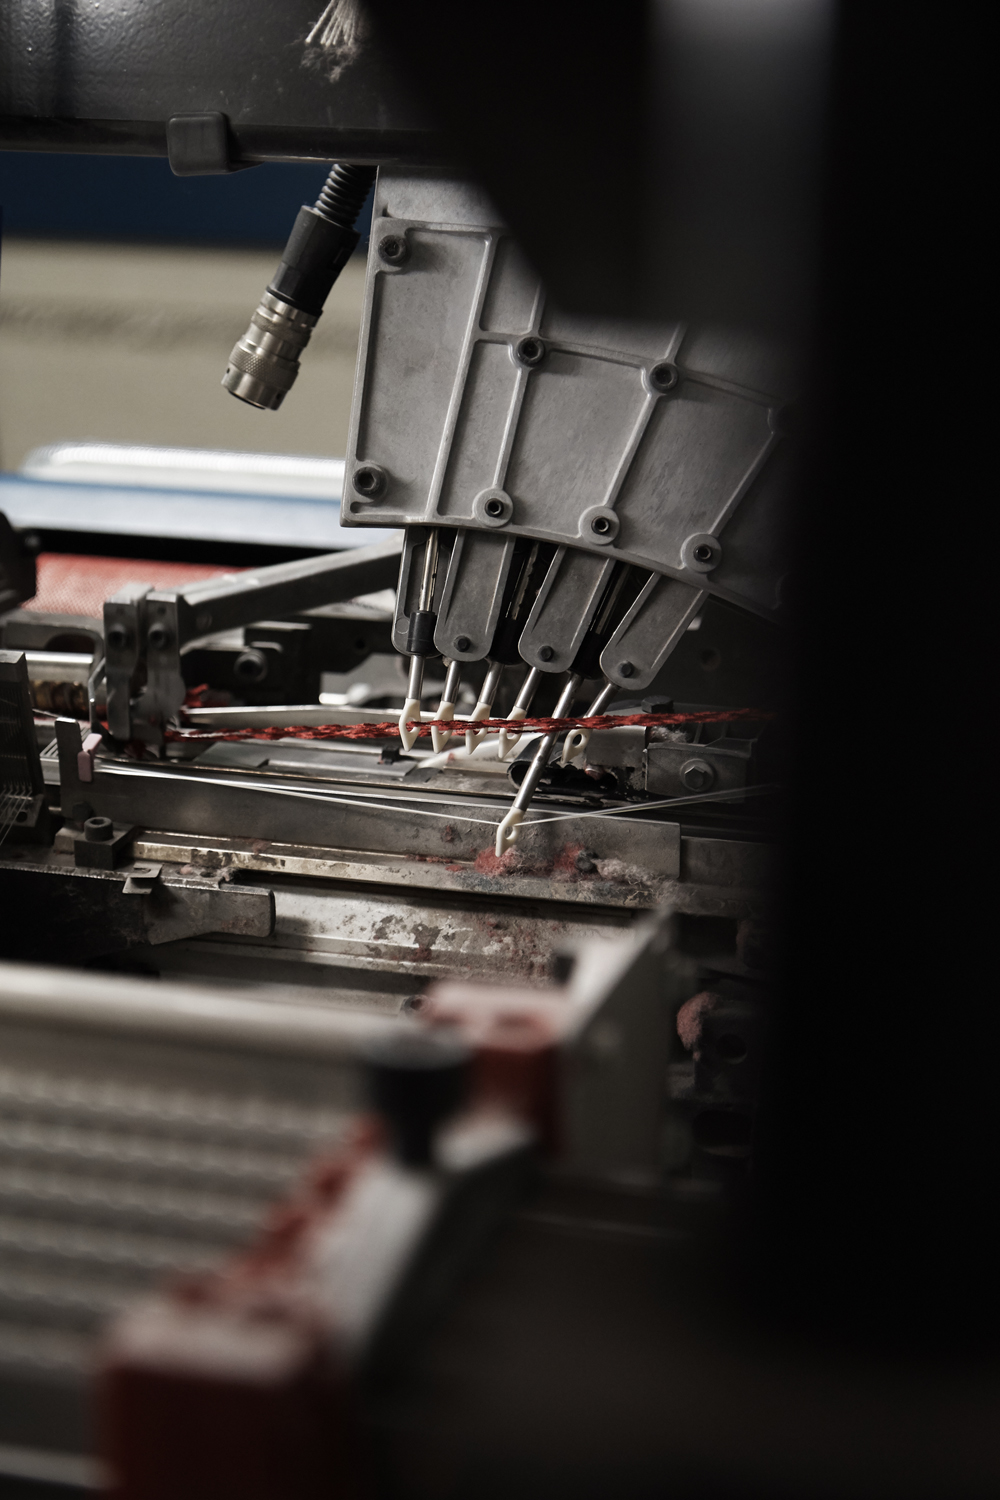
431, 700, 455, 754
498, 705, 528, 759
464, 700, 492, 755
494, 807, 524, 857
398, 697, 422, 752
559, 726, 590, 766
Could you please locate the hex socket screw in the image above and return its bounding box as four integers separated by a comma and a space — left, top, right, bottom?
147, 624, 170, 650
650, 362, 679, 392
378, 234, 410, 265
515, 336, 546, 367
353, 465, 386, 498
538, 645, 554, 662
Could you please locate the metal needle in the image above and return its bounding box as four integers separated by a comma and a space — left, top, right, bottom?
431, 658, 463, 753
495, 672, 582, 857
465, 660, 505, 754
498, 665, 542, 759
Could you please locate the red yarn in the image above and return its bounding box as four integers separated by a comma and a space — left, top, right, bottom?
166, 707, 771, 745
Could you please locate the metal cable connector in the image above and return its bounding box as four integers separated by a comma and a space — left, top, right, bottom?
223, 161, 376, 411
222, 292, 319, 411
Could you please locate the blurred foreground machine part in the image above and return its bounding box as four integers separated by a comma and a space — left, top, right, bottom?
0, 912, 688, 1495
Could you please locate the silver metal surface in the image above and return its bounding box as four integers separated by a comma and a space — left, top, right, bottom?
23, 652, 94, 685
222, 290, 319, 411
600, 574, 708, 690
343, 174, 792, 621
433, 530, 517, 661
518, 549, 618, 673
510, 674, 583, 816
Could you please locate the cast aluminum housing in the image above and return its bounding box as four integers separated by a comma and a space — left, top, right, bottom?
342, 173, 795, 627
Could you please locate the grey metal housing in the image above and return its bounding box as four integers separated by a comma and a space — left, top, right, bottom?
343, 174, 795, 624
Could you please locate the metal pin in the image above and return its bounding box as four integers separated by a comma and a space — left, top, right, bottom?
498, 665, 542, 759
431, 658, 463, 753
465, 660, 505, 754
399, 530, 440, 752
559, 677, 617, 766
495, 672, 582, 857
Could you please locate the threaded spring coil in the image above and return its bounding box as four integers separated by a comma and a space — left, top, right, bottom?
314, 163, 377, 228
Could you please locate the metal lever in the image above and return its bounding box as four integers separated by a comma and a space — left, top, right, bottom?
559, 677, 618, 765
495, 673, 582, 857
498, 666, 542, 759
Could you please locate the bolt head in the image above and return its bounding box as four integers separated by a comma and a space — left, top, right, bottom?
538, 645, 554, 662
515, 336, 546, 367
379, 235, 409, 265
619, 662, 635, 678
680, 758, 715, 791
84, 815, 114, 842
234, 649, 268, 683
454, 635, 471, 652
650, 362, 679, 392
353, 464, 386, 498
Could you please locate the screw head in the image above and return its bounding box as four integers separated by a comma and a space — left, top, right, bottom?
618, 662, 635, 678
591, 515, 611, 535
378, 235, 409, 265
650, 361, 679, 392
693, 543, 714, 564
538, 645, 554, 662
353, 464, 386, 498
454, 635, 471, 652
147, 624, 170, 650
680, 758, 715, 792
485, 498, 504, 518
234, 649, 268, 683
515, 336, 546, 367
106, 624, 128, 650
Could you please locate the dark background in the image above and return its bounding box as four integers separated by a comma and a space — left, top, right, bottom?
0, 152, 373, 246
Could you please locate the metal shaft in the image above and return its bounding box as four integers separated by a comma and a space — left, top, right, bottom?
465, 659, 505, 751
510, 673, 582, 815
399, 530, 441, 750
560, 676, 617, 765
418, 530, 440, 611
431, 658, 463, 752
498, 665, 543, 758
512, 666, 542, 717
